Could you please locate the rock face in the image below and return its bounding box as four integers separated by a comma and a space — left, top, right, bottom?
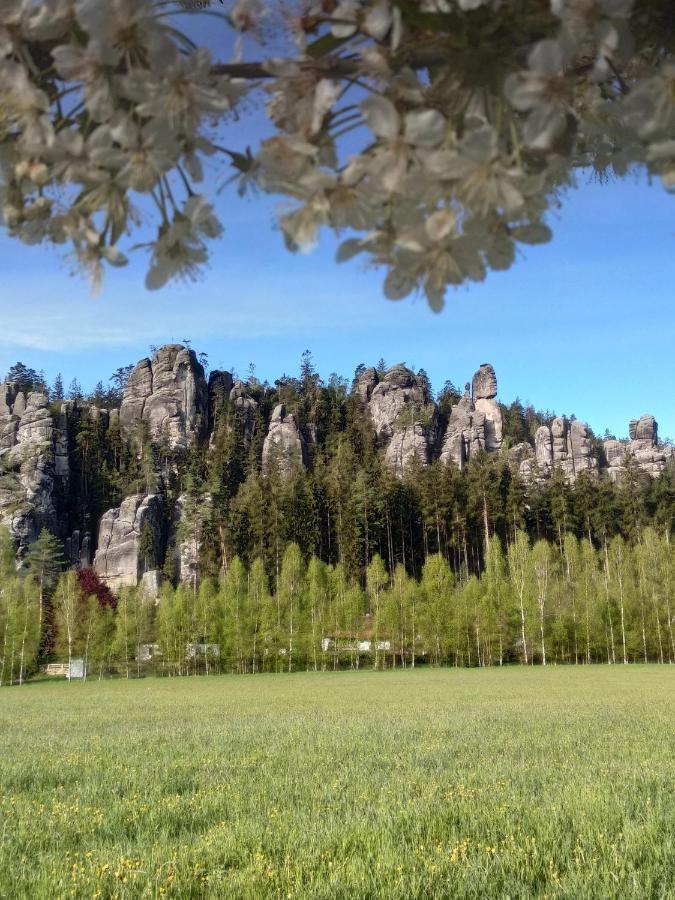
364, 364, 437, 476
120, 345, 207, 451
367, 365, 436, 446
519, 417, 597, 482
472, 364, 498, 401
472, 364, 503, 453
93, 494, 164, 592
604, 414, 673, 481
385, 424, 429, 476
262, 404, 306, 476
0, 386, 59, 552
357, 367, 379, 403
440, 384, 486, 470
438, 364, 504, 470
230, 380, 258, 450
169, 492, 213, 590
629, 414, 657, 443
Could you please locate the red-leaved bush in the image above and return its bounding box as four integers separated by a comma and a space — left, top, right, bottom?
77, 568, 116, 609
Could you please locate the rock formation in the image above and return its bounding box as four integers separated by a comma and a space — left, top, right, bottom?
604, 414, 673, 481
367, 364, 437, 446
472, 363, 503, 453
519, 417, 597, 483
0, 386, 59, 552
230, 380, 258, 450
362, 364, 437, 476
440, 384, 486, 470
120, 345, 207, 451
384, 424, 429, 476
167, 492, 212, 590
93, 494, 164, 593
262, 404, 306, 476
356, 367, 379, 403
2, 344, 673, 590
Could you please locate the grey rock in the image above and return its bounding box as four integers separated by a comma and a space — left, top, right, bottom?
522, 417, 597, 483
356, 367, 379, 403
385, 424, 429, 477
508, 442, 534, 468
535, 425, 553, 470
93, 494, 163, 593
0, 390, 58, 552
440, 387, 486, 470
629, 414, 657, 446
569, 419, 596, 476
140, 569, 162, 600
230, 380, 258, 449
12, 392, 26, 417
262, 404, 306, 476
120, 344, 207, 451
64, 529, 91, 568
474, 397, 503, 453
605, 414, 672, 481
471, 362, 502, 451
368, 364, 436, 446
472, 363, 498, 400
171, 492, 213, 589
365, 364, 438, 475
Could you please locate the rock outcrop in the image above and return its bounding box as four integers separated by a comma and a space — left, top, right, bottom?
385, 424, 429, 476
0, 386, 59, 552
356, 367, 379, 403
367, 365, 437, 446
472, 363, 503, 453
438, 365, 504, 470
230, 380, 258, 449
604, 414, 673, 481
519, 417, 597, 483
440, 384, 486, 470
93, 494, 164, 593
169, 492, 213, 590
363, 364, 437, 476
262, 404, 306, 476
120, 345, 207, 451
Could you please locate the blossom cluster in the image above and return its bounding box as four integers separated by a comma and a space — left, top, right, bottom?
0, 0, 243, 289
0, 0, 673, 304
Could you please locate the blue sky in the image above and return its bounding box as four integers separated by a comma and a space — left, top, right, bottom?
0, 13, 673, 441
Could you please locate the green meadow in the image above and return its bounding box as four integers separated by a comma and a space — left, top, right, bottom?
0, 667, 673, 899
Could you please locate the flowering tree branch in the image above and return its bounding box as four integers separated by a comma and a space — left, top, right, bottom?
0, 0, 673, 308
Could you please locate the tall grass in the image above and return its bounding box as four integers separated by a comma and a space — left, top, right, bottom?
0, 667, 673, 898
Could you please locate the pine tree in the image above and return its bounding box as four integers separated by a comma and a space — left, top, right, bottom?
25, 529, 63, 661
52, 372, 64, 401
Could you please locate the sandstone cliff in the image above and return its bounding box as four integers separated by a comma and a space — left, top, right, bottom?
2, 344, 672, 593
120, 345, 207, 451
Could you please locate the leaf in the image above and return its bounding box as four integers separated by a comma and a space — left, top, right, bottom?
384, 268, 416, 301
336, 239, 363, 263
511, 223, 552, 245
305, 33, 352, 60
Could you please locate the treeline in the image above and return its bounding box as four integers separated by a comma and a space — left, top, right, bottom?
2, 526, 673, 684
10, 350, 674, 590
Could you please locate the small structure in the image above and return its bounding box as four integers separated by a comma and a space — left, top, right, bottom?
135, 643, 160, 662
44, 659, 86, 679
186, 643, 220, 659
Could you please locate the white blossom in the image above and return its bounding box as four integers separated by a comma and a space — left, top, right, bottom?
0, 0, 671, 305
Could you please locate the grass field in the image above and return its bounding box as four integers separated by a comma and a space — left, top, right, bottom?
0, 668, 673, 899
